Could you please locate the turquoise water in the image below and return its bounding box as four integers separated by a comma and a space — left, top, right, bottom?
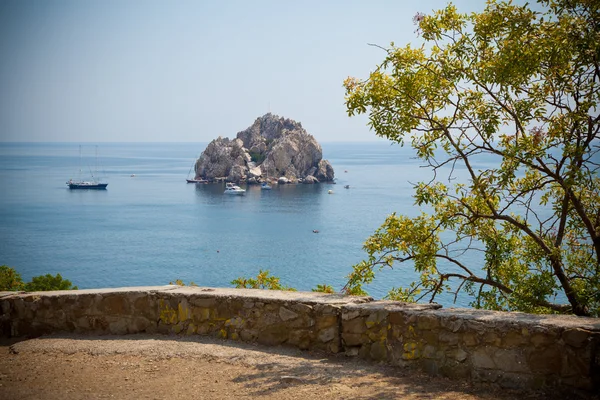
0, 142, 479, 306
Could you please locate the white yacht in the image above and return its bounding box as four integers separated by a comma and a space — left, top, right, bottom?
224, 182, 246, 195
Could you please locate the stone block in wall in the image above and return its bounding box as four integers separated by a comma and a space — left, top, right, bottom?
288, 314, 315, 329
530, 330, 558, 347
562, 328, 590, 348
401, 341, 421, 360
288, 329, 311, 349
99, 295, 130, 315
191, 297, 217, 308
440, 362, 470, 379
527, 345, 562, 374
561, 346, 590, 379
422, 344, 440, 360
343, 317, 367, 334
257, 324, 289, 346
417, 313, 440, 330
318, 326, 336, 343
239, 329, 258, 342
290, 302, 313, 314
496, 371, 535, 389
501, 330, 528, 348
69, 295, 95, 319
445, 347, 468, 363
440, 316, 464, 332
279, 306, 299, 321
482, 331, 502, 346
388, 312, 404, 326
493, 348, 529, 373
316, 314, 337, 330
342, 332, 364, 347
461, 332, 478, 347
365, 310, 388, 328
132, 294, 158, 321
370, 340, 388, 361
472, 347, 496, 369
438, 331, 459, 346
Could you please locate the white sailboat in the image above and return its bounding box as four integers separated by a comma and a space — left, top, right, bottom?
261, 163, 272, 190
186, 158, 207, 183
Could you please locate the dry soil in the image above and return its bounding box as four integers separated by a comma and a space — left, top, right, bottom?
0, 334, 572, 399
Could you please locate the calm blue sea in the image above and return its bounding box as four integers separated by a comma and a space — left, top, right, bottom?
0, 142, 483, 307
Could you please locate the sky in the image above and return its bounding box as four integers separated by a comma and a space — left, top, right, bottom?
0, 0, 494, 143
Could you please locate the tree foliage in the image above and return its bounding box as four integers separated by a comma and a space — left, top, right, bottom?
0, 266, 78, 292
343, 0, 600, 316
312, 284, 336, 294
24, 273, 78, 291
231, 271, 336, 293
231, 270, 297, 291
0, 265, 24, 291
169, 279, 198, 287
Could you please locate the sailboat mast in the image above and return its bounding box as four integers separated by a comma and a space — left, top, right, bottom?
78, 145, 82, 181
95, 145, 98, 180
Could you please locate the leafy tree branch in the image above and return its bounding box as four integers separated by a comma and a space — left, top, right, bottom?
343, 0, 599, 316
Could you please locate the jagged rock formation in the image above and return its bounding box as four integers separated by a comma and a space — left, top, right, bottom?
194, 113, 335, 184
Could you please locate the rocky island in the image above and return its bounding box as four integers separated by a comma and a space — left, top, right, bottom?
192, 113, 335, 184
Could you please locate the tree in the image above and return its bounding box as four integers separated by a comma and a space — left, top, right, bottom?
24, 274, 77, 291
343, 0, 599, 316
0, 265, 24, 291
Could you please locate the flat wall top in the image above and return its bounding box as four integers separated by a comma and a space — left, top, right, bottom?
435, 307, 600, 331
0, 286, 373, 306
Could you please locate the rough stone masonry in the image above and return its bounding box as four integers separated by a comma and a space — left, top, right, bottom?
1, 286, 599, 395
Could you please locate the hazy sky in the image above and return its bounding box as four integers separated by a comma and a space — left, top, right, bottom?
1, 0, 493, 143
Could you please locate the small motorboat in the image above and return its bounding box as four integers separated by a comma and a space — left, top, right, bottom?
328, 190, 333, 194
261, 182, 272, 190
224, 182, 246, 195
344, 185, 350, 189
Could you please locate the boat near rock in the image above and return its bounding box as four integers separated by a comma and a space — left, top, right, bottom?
224, 182, 246, 195
186, 178, 208, 184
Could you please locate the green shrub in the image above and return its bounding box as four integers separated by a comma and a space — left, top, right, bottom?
169, 280, 198, 287
24, 273, 77, 291
249, 151, 266, 164
312, 284, 335, 294
231, 269, 296, 291
0, 265, 24, 291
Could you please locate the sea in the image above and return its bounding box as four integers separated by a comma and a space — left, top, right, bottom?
0, 142, 485, 307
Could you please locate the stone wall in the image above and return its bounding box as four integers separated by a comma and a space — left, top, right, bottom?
340, 301, 600, 393
1, 286, 599, 395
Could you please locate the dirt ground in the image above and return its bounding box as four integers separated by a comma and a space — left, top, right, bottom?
0, 334, 577, 399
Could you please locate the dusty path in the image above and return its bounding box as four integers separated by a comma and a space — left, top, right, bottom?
0, 334, 562, 399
